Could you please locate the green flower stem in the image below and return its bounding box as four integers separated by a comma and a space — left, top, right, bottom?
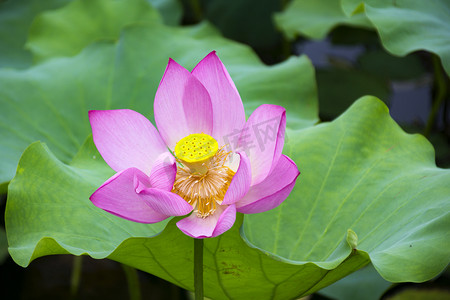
121, 264, 142, 300
424, 55, 448, 137
194, 238, 204, 300
70, 255, 82, 299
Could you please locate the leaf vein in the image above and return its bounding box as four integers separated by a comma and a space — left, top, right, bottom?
287, 127, 347, 259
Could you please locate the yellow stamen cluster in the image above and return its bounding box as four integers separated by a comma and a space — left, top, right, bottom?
173, 134, 234, 218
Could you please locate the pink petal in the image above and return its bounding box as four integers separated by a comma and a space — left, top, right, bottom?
139, 188, 193, 217
176, 204, 236, 238
236, 155, 299, 214
154, 59, 213, 149
237, 104, 286, 185
211, 204, 237, 237
191, 51, 246, 146
90, 168, 167, 223
221, 151, 252, 205
148, 152, 177, 191
89, 109, 168, 175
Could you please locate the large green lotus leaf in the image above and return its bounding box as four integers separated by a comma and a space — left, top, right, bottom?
5, 137, 368, 299
147, 0, 182, 26
277, 0, 450, 75
6, 136, 368, 299
0, 0, 70, 69
26, 0, 162, 63
7, 97, 449, 299
0, 22, 318, 191
244, 96, 450, 282
340, 0, 391, 16
341, 0, 450, 76
0, 0, 181, 69
363, 0, 450, 76
6, 138, 168, 261
274, 0, 372, 40
341, 0, 450, 74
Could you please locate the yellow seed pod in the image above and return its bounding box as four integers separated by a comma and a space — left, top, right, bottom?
175, 133, 219, 163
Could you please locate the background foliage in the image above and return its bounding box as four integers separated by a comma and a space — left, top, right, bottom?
1, 0, 449, 299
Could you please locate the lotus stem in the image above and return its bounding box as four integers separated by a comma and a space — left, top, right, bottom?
194, 238, 204, 300
424, 54, 448, 137
121, 264, 142, 300
70, 255, 82, 299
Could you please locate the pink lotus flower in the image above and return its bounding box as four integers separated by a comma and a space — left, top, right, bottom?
89, 51, 300, 238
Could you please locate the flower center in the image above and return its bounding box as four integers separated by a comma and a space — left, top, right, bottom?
174, 133, 219, 175
173, 134, 235, 218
